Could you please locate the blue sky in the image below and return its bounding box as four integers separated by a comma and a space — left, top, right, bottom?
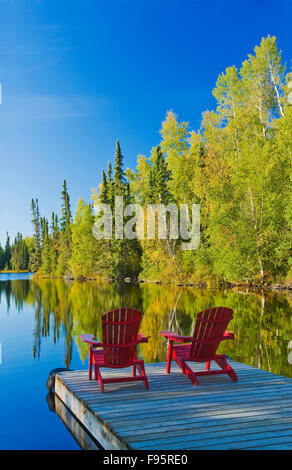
0, 0, 291, 245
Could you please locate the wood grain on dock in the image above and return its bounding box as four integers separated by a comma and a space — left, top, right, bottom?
55, 360, 292, 450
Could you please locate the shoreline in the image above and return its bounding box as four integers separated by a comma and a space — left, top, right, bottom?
2, 271, 290, 292
0, 270, 31, 273
30, 272, 292, 292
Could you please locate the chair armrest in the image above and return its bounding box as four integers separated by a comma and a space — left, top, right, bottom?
80, 334, 102, 347
137, 333, 150, 344
159, 331, 193, 343
221, 331, 234, 340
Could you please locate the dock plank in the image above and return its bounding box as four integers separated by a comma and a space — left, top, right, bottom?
54, 360, 292, 450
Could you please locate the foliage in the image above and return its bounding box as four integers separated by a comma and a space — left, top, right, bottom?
10, 35, 290, 285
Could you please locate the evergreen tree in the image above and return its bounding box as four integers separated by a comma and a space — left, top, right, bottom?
113, 140, 126, 194
48, 212, 59, 273
60, 180, 72, 230
30, 199, 42, 271
24, 237, 35, 269
106, 161, 114, 207
4, 232, 12, 270
146, 146, 172, 204
92, 141, 142, 280
99, 170, 108, 204
40, 218, 52, 273
50, 212, 59, 238
57, 180, 72, 275
0, 243, 5, 270
11, 233, 29, 271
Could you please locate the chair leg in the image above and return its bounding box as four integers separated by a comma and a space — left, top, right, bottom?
183, 361, 198, 386
89, 347, 92, 380
166, 340, 173, 373
206, 361, 211, 371
140, 362, 149, 390
95, 366, 104, 393
143, 378, 149, 390
136, 362, 149, 390
215, 356, 238, 382
132, 365, 136, 376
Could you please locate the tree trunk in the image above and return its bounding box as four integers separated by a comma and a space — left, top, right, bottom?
269, 65, 285, 117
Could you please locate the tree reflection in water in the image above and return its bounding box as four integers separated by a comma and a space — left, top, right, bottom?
0, 279, 291, 377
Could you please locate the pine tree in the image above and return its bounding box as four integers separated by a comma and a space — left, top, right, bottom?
113, 140, 126, 194
57, 180, 72, 275
0, 243, 5, 270
147, 146, 171, 204
60, 180, 72, 230
49, 212, 59, 273
4, 232, 12, 270
11, 233, 29, 271
91, 141, 142, 280
30, 199, 42, 271
99, 170, 108, 204
40, 218, 52, 273
125, 181, 131, 206
106, 162, 114, 207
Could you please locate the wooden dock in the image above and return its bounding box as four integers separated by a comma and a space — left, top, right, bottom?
54, 359, 292, 450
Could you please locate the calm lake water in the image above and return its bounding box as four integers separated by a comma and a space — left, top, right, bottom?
0, 273, 292, 449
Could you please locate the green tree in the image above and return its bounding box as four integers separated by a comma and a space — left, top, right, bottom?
57, 180, 72, 275
113, 140, 125, 194
4, 232, 12, 270
0, 242, 5, 270
30, 199, 42, 271
146, 146, 172, 204
49, 212, 59, 273
69, 199, 110, 278
60, 180, 72, 230
11, 233, 29, 271
199, 35, 290, 282
99, 170, 108, 204
40, 218, 52, 274
92, 141, 142, 280
106, 162, 114, 207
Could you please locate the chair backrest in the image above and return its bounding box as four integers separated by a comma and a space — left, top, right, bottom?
189, 307, 233, 362
102, 307, 142, 367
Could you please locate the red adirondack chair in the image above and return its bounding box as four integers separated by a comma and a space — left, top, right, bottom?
160, 306, 238, 386
81, 307, 149, 393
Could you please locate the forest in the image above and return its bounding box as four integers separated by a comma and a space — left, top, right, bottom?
1, 36, 291, 286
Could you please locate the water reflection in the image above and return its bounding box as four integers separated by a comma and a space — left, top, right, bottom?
0, 278, 292, 378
